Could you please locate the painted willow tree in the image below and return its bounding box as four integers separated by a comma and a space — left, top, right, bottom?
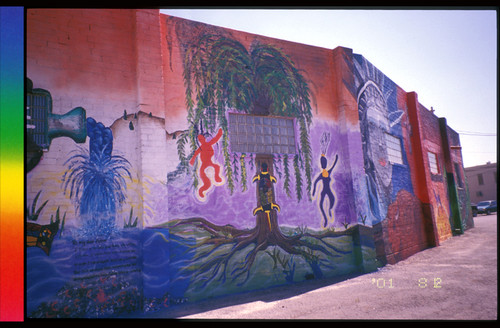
172, 34, 350, 287
177, 34, 312, 199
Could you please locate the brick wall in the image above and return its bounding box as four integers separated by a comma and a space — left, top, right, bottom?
26, 9, 168, 227
405, 92, 443, 246
110, 111, 171, 227
418, 103, 453, 242
25, 10, 475, 315
373, 189, 430, 265
27, 9, 138, 125
135, 9, 166, 118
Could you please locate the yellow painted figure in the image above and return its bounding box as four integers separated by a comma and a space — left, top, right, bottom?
252, 163, 280, 230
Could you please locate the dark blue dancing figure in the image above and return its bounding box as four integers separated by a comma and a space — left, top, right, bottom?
312, 154, 338, 228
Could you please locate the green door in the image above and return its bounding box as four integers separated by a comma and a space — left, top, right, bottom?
446, 172, 464, 235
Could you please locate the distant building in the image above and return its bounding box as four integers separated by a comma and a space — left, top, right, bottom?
465, 162, 497, 203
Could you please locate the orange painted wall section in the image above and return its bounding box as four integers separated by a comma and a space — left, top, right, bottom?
27, 9, 166, 121
160, 15, 359, 130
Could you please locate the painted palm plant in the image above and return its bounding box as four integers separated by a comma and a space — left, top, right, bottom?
178, 34, 313, 199
62, 145, 132, 236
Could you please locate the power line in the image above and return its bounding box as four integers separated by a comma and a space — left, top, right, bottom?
457, 130, 496, 136
464, 151, 497, 154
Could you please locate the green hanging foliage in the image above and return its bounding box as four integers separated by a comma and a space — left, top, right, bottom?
273, 154, 282, 179
189, 123, 199, 189
176, 132, 189, 170
181, 33, 314, 200
283, 154, 291, 198
240, 153, 247, 192
299, 118, 312, 201
232, 153, 239, 183
222, 127, 235, 195
294, 154, 303, 202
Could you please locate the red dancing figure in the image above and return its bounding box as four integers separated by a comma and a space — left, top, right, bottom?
189, 128, 224, 200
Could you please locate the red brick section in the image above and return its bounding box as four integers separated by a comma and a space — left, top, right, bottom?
418, 104, 453, 242
374, 189, 430, 265
374, 91, 444, 265
405, 92, 440, 246
406, 92, 431, 204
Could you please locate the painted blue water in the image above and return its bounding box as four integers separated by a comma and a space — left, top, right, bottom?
141, 228, 194, 300
27, 226, 197, 317
27, 229, 143, 318
26, 237, 74, 315
27, 222, 372, 318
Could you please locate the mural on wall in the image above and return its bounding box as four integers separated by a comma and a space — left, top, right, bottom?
351, 55, 412, 224
27, 115, 145, 318
252, 161, 280, 230
24, 11, 473, 318
160, 29, 374, 302
62, 117, 132, 237
26, 215, 60, 256
433, 186, 453, 240
23, 16, 446, 317
25, 29, 373, 317
312, 132, 339, 227
26, 78, 88, 173
189, 128, 225, 201
174, 32, 313, 200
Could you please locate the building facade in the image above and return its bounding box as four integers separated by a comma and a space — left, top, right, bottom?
26, 9, 473, 318
465, 162, 497, 204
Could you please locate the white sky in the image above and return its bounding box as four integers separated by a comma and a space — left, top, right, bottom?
160, 8, 497, 168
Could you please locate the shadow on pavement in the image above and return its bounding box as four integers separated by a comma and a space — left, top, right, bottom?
141, 271, 365, 318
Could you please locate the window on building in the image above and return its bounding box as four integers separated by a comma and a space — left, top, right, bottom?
478, 173, 484, 186
476, 191, 483, 197
454, 162, 464, 188
228, 113, 296, 154
385, 133, 404, 165
26, 87, 51, 149
428, 151, 439, 174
